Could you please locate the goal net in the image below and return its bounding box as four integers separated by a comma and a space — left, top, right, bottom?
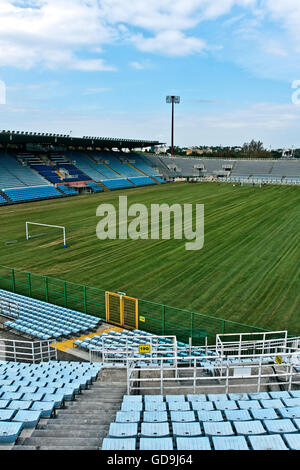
25, 222, 67, 248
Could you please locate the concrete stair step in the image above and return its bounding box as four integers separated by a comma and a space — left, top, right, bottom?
18, 437, 101, 447
31, 430, 106, 438
38, 424, 109, 430
45, 419, 112, 425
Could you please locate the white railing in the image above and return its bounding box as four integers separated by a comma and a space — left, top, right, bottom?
0, 338, 57, 363
127, 351, 300, 395
215, 331, 297, 358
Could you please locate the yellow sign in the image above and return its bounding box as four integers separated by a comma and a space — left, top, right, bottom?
275, 355, 283, 365
139, 316, 146, 322
139, 344, 151, 354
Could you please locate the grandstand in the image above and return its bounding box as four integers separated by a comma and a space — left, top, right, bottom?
158, 156, 300, 184
0, 284, 299, 450
0, 132, 164, 204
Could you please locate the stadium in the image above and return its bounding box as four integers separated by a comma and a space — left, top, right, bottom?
0, 129, 300, 453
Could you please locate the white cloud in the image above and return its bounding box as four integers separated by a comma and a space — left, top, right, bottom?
131, 30, 207, 56
0, 0, 300, 81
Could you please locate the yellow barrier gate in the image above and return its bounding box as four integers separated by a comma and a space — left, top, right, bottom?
105, 292, 138, 329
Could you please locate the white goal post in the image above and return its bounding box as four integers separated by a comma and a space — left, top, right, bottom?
26, 222, 67, 248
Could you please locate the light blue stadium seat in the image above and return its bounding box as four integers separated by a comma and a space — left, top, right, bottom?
214, 400, 238, 410
238, 400, 261, 409
234, 420, 266, 435
176, 437, 211, 450
227, 393, 249, 401
102, 438, 136, 450
282, 398, 300, 408
8, 400, 32, 410
224, 409, 251, 421
203, 422, 234, 436
277, 407, 300, 419
0, 421, 23, 443
208, 394, 228, 401
263, 418, 297, 434
0, 409, 16, 421
261, 399, 284, 409
166, 394, 186, 402
30, 401, 55, 418
170, 411, 195, 422
108, 422, 138, 438
250, 408, 278, 420
269, 391, 291, 399
141, 422, 170, 437
13, 410, 42, 428
115, 411, 141, 423
191, 401, 214, 411
172, 422, 201, 437
143, 411, 168, 423
284, 433, 300, 450
249, 434, 288, 450
122, 395, 143, 403
168, 402, 191, 411
292, 418, 300, 431
212, 436, 250, 450
197, 410, 223, 422
144, 402, 166, 412
249, 392, 270, 400
187, 394, 207, 402
139, 437, 173, 450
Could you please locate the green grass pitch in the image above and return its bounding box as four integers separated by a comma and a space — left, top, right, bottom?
1, 182, 300, 334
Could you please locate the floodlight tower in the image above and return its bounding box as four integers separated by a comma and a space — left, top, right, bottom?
166, 95, 180, 156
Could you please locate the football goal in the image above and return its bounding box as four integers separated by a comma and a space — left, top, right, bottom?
25, 222, 67, 248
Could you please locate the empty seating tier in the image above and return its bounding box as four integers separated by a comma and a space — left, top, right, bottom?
102, 391, 300, 450
0, 360, 102, 444
3, 186, 62, 203
1, 289, 101, 340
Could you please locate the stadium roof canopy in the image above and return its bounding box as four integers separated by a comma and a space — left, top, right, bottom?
0, 130, 163, 150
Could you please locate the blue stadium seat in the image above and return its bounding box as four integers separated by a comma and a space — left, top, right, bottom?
187, 394, 207, 402
176, 437, 211, 450
12, 410, 42, 428
248, 435, 288, 450
263, 418, 297, 434
224, 409, 251, 421
115, 411, 141, 423
250, 408, 278, 420
143, 411, 168, 423
139, 437, 174, 450
172, 422, 202, 437
170, 411, 196, 422
203, 422, 234, 436
212, 436, 249, 450
168, 402, 191, 411
238, 400, 261, 409
108, 422, 138, 438
284, 433, 300, 450
197, 410, 224, 422
102, 438, 136, 450
234, 420, 267, 435
0, 421, 23, 443
191, 401, 214, 411
141, 422, 170, 437
277, 406, 300, 419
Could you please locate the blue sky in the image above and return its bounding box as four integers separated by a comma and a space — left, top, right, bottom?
1, 0, 300, 147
